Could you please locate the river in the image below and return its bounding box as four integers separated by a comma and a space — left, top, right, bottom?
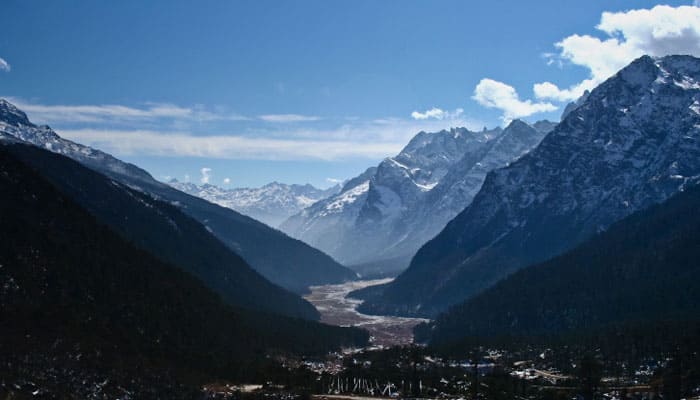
304, 278, 429, 347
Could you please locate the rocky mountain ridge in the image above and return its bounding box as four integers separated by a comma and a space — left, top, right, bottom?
169, 179, 340, 227
282, 120, 553, 275
358, 55, 700, 317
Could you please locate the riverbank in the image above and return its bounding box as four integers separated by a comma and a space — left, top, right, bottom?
304, 279, 429, 347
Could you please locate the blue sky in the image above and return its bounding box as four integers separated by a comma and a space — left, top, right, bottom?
1, 0, 698, 188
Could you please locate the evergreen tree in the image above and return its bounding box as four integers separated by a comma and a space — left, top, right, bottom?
576, 354, 602, 400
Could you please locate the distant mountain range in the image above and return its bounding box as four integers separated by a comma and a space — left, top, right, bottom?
357, 55, 700, 317
169, 179, 340, 227
281, 120, 555, 275
0, 98, 357, 294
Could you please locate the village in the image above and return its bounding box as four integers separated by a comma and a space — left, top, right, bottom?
201, 344, 691, 400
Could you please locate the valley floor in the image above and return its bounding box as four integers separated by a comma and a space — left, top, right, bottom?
304, 279, 428, 347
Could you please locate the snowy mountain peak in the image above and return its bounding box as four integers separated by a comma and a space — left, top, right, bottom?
281, 121, 549, 272
364, 55, 700, 317
505, 118, 529, 130
620, 55, 700, 93
168, 180, 340, 227
0, 99, 156, 186
0, 99, 32, 127
618, 54, 659, 86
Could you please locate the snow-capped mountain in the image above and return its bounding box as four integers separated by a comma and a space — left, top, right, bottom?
169, 180, 340, 227
0, 98, 357, 293
0, 99, 155, 186
282, 121, 553, 274
359, 55, 700, 317
414, 119, 555, 241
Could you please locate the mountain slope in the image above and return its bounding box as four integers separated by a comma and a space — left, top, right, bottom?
281, 128, 498, 270
410, 119, 553, 249
281, 166, 380, 266
0, 98, 356, 293
169, 180, 340, 227
0, 141, 319, 320
423, 182, 700, 344
282, 121, 550, 273
360, 55, 700, 317
0, 148, 368, 397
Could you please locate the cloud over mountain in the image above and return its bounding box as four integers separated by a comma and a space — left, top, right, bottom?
470, 4, 700, 120
473, 79, 556, 123
534, 5, 700, 102
410, 107, 464, 120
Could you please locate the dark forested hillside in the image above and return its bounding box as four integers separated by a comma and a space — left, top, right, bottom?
421, 182, 700, 345
2, 143, 319, 320
0, 147, 368, 397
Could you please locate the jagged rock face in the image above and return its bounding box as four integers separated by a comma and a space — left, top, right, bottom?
363, 55, 700, 317
282, 122, 551, 273
419, 120, 553, 234
560, 90, 590, 120
0, 99, 32, 126
0, 99, 357, 293
280, 167, 379, 268
281, 128, 499, 270
169, 180, 340, 227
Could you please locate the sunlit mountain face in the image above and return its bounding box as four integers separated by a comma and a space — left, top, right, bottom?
359, 55, 700, 318
169, 179, 341, 228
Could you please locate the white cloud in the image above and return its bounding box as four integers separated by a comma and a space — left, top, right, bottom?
55, 110, 484, 161
473, 78, 557, 123
0, 58, 10, 72
411, 108, 445, 120
326, 177, 342, 184
6, 97, 488, 162
223, 177, 231, 185
57, 128, 412, 161
258, 114, 320, 122
4, 97, 248, 124
535, 5, 700, 101
411, 107, 464, 120
200, 167, 212, 184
